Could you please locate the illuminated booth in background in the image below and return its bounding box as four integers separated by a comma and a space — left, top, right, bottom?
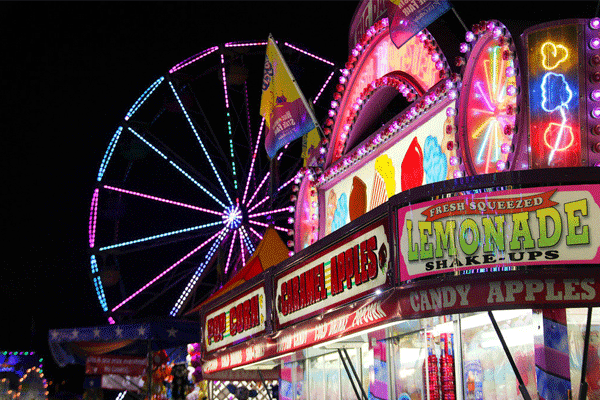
195, 3, 600, 400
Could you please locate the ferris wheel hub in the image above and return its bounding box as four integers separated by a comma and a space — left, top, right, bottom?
222, 205, 243, 230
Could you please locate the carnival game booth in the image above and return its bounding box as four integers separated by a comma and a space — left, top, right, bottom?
48, 320, 199, 400
0, 351, 48, 400
196, 3, 600, 399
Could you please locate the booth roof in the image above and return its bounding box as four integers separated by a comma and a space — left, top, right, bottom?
48, 319, 200, 367
186, 227, 289, 315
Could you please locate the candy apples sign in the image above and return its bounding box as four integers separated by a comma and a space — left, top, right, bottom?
276, 220, 390, 326
204, 286, 266, 352
397, 185, 600, 281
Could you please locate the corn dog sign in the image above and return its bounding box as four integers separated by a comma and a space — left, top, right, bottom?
397, 185, 600, 281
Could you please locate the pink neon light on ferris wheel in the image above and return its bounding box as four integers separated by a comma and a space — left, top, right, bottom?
103, 185, 224, 216
246, 171, 270, 210
242, 118, 266, 205
248, 206, 291, 219
313, 70, 336, 104
249, 219, 288, 232
247, 195, 270, 213
224, 41, 268, 47
89, 189, 99, 248
284, 42, 335, 66
248, 226, 263, 241
224, 230, 238, 274
169, 46, 219, 74
112, 227, 227, 312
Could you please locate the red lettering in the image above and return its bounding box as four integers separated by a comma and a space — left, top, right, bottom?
299, 272, 306, 309
320, 263, 327, 300
306, 267, 314, 306
331, 255, 338, 295
280, 283, 287, 315
346, 247, 355, 289
367, 236, 378, 280
292, 276, 299, 313
230, 307, 237, 336
360, 240, 369, 283
251, 295, 258, 328
336, 252, 346, 295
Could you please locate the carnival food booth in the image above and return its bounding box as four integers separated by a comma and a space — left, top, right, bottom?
195, 3, 600, 400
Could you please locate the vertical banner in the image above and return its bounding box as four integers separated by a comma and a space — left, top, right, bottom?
387, 0, 451, 49
261, 35, 320, 159
525, 22, 583, 168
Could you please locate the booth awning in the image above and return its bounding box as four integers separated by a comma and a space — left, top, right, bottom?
187, 227, 289, 314
48, 320, 200, 367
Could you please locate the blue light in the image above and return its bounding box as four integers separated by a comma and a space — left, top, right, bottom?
97, 127, 123, 182
222, 205, 243, 230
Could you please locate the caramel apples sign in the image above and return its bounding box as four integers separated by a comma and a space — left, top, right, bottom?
276, 219, 390, 326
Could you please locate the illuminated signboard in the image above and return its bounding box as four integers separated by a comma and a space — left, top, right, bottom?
276, 218, 390, 326
328, 24, 444, 165
324, 103, 457, 236
525, 22, 584, 168
204, 285, 267, 353
397, 184, 600, 281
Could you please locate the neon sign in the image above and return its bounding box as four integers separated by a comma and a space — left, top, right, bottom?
526, 23, 582, 168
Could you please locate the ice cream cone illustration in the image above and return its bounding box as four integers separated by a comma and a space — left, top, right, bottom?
369, 154, 396, 210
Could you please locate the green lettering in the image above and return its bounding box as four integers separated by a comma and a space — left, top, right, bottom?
509, 212, 535, 250
459, 218, 480, 255
419, 221, 433, 260
536, 207, 562, 247
564, 199, 590, 245
482, 215, 505, 253
434, 220, 457, 258
406, 220, 419, 261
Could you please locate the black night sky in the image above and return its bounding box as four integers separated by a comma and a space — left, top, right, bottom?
1, 0, 597, 392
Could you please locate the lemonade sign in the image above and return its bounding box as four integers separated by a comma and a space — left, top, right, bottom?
397, 185, 600, 280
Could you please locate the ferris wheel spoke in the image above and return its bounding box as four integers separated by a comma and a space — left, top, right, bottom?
225, 230, 238, 274
249, 219, 289, 233
102, 185, 224, 216
248, 226, 264, 241
170, 229, 228, 316
248, 206, 291, 219
168, 81, 233, 206
220, 52, 239, 191
246, 171, 270, 210
247, 195, 270, 213
239, 226, 255, 255
127, 126, 228, 208
97, 221, 223, 253
283, 42, 335, 66
313, 69, 337, 104
242, 118, 266, 205
112, 227, 227, 313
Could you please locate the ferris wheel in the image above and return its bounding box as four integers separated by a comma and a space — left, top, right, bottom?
88, 39, 337, 320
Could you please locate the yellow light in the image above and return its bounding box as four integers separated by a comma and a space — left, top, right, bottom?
540, 41, 569, 70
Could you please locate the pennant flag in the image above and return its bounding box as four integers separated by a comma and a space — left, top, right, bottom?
260, 35, 320, 159
387, 0, 451, 49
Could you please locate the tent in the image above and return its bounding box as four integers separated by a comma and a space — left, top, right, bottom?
48, 320, 199, 367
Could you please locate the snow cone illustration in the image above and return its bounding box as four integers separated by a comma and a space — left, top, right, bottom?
369, 154, 396, 211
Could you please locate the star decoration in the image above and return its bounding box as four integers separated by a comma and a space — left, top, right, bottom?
138, 326, 146, 337
115, 326, 123, 337
167, 328, 178, 338
93, 328, 101, 338
72, 329, 79, 339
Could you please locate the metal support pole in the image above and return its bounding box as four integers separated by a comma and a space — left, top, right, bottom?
488, 311, 532, 400
578, 307, 593, 400
342, 348, 368, 400
338, 349, 362, 400
258, 370, 273, 400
